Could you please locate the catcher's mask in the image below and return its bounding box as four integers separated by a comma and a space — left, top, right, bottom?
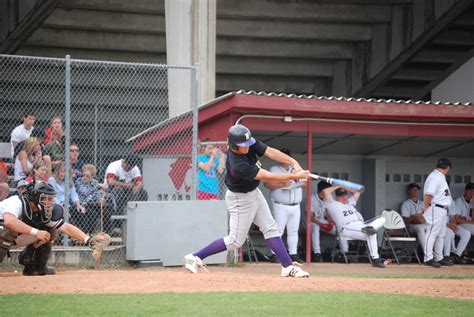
227, 124, 255, 151
26, 182, 56, 220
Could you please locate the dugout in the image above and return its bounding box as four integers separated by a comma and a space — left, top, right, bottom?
129, 90, 474, 262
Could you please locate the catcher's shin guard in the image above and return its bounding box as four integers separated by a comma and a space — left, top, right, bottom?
19, 244, 36, 266
22, 242, 54, 276
33, 242, 53, 275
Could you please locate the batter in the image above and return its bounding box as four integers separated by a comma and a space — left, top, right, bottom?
184, 124, 310, 277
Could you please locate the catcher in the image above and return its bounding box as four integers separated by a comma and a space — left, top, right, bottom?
310, 181, 348, 262
0, 182, 110, 275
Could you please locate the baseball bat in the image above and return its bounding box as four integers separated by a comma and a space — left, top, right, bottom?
309, 173, 365, 193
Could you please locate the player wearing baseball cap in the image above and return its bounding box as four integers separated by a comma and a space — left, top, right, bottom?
310, 181, 348, 262
185, 124, 311, 277
447, 182, 474, 263
321, 186, 386, 268
422, 158, 453, 267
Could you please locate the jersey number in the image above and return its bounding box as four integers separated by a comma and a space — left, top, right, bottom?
343, 210, 354, 217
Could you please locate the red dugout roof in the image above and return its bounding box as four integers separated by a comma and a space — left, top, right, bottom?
128, 91, 474, 154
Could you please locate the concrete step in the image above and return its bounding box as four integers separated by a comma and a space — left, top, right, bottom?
217, 0, 392, 23
217, 56, 333, 77
17, 46, 167, 63
216, 38, 352, 59
217, 18, 372, 41
59, 0, 165, 14
216, 74, 330, 96
44, 7, 166, 35
26, 28, 166, 53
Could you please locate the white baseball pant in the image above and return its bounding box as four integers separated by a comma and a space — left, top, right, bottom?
447, 225, 471, 257
444, 227, 455, 257
340, 217, 386, 259
423, 206, 447, 262
272, 203, 300, 255
409, 224, 429, 249
311, 221, 348, 254
223, 188, 280, 250
459, 223, 474, 235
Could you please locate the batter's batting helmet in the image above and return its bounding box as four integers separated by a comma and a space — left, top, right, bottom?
228, 125, 256, 150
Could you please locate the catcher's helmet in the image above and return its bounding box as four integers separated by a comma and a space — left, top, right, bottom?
228, 124, 256, 150
26, 182, 56, 220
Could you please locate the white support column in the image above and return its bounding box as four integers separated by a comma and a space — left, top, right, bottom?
165, 0, 216, 117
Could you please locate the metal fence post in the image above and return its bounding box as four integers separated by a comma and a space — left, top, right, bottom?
63, 55, 71, 246
191, 64, 199, 200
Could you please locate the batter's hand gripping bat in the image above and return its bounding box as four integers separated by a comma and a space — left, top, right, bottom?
309, 173, 365, 193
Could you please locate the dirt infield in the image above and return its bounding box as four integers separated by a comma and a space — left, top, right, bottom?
1, 263, 473, 299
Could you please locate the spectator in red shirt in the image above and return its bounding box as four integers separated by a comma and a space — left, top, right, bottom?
0, 162, 9, 201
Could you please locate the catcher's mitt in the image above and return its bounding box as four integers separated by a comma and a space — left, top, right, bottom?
86, 232, 111, 263
319, 223, 334, 233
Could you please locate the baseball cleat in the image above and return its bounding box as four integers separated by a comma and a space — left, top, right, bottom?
184, 254, 207, 273
281, 262, 309, 278
438, 258, 454, 266
23, 266, 56, 276
371, 258, 385, 268
361, 226, 377, 235
423, 259, 441, 268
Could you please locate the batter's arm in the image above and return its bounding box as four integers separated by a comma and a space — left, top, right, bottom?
255, 168, 308, 182
263, 147, 302, 172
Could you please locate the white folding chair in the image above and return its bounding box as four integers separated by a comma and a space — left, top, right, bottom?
331, 228, 371, 264
381, 209, 422, 265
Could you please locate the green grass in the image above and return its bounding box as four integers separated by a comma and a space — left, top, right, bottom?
0, 292, 472, 317
312, 272, 474, 279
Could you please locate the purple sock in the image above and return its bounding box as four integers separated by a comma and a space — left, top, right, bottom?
266, 237, 292, 267
194, 238, 227, 260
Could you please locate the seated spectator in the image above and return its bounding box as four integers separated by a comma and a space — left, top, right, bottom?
14, 179, 30, 197
44, 116, 65, 145
104, 156, 148, 215
13, 128, 45, 162
73, 164, 111, 234
44, 132, 65, 166
0, 161, 9, 201
48, 162, 84, 213
322, 185, 386, 268
10, 112, 35, 158
25, 159, 52, 183
14, 137, 43, 183
69, 143, 84, 183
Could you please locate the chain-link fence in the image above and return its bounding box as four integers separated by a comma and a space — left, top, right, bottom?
1, 54, 198, 267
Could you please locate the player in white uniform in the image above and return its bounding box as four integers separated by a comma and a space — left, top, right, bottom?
401, 183, 428, 249
322, 185, 386, 268
422, 158, 453, 268
310, 181, 348, 262
447, 183, 474, 263
264, 148, 305, 263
